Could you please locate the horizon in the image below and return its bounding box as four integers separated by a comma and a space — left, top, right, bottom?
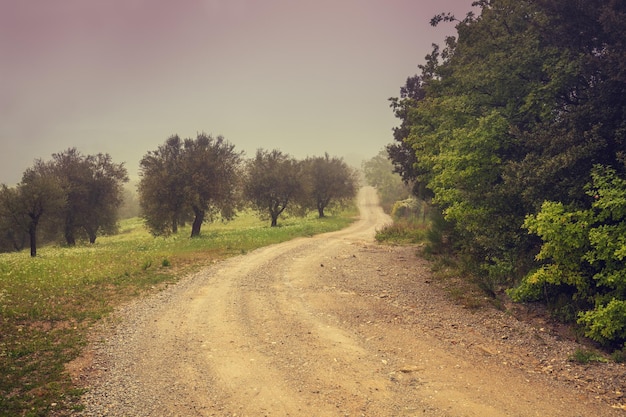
1, 0, 476, 185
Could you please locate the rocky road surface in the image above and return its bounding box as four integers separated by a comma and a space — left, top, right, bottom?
72, 186, 625, 416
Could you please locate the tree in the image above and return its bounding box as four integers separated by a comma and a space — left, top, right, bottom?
301, 153, 358, 218
80, 153, 129, 243
138, 133, 242, 237
6, 160, 66, 257
390, 0, 626, 281
0, 185, 28, 252
139, 135, 188, 235
52, 149, 128, 244
387, 68, 434, 199
182, 134, 242, 238
117, 184, 141, 220
244, 149, 303, 227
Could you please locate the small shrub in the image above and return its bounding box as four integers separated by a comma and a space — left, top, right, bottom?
161, 258, 171, 267
424, 210, 453, 255
141, 259, 152, 270
391, 198, 420, 221
568, 348, 608, 364
578, 299, 626, 346
611, 345, 626, 363
375, 222, 427, 244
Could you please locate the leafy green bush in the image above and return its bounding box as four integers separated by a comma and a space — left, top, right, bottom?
578, 299, 626, 346
391, 198, 420, 221
510, 165, 626, 346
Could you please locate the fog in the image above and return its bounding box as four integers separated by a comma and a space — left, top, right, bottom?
0, 0, 476, 184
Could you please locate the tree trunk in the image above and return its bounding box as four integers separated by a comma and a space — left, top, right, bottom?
29, 222, 37, 257
269, 202, 286, 227
317, 198, 330, 218
172, 216, 178, 234
86, 227, 97, 244
64, 226, 76, 246
190, 207, 204, 237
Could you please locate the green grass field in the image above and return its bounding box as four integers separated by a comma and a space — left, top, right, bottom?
0, 208, 357, 417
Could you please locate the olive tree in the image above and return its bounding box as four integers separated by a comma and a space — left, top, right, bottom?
301, 153, 358, 218
244, 149, 304, 227
1, 160, 66, 256
182, 134, 242, 237
52, 148, 128, 244
139, 133, 242, 237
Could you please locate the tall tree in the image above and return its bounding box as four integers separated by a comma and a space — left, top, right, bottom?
51, 148, 90, 245
387, 60, 435, 199
301, 153, 358, 218
244, 149, 303, 227
81, 153, 129, 243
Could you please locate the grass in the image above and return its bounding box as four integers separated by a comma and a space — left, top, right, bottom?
568, 348, 609, 364
375, 220, 429, 244
0, 208, 357, 417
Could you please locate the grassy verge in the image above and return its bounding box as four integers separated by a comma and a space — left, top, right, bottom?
375, 219, 495, 310
374, 220, 429, 244
0, 208, 357, 417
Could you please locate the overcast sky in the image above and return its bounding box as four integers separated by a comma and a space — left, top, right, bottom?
1, 0, 475, 184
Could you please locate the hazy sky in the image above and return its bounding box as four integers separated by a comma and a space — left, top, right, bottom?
1, 0, 475, 184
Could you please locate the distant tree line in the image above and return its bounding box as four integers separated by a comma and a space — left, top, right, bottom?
387, 0, 626, 346
0, 136, 358, 256
138, 133, 358, 237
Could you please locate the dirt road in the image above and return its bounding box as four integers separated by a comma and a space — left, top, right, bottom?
75, 186, 624, 416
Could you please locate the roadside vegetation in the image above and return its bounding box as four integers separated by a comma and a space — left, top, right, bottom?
381, 0, 626, 350
0, 208, 356, 417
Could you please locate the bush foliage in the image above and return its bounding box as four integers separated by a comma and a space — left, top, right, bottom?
386, 0, 626, 345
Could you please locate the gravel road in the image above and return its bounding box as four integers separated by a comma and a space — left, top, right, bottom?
72, 186, 625, 416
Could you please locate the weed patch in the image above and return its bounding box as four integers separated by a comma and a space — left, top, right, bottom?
375, 221, 428, 244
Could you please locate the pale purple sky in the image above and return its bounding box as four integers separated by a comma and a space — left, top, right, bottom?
1, 0, 475, 184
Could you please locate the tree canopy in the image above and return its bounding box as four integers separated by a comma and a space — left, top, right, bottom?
0, 160, 65, 257
362, 149, 411, 212
301, 153, 358, 218
388, 0, 626, 344
52, 148, 128, 244
138, 133, 242, 238
244, 149, 304, 227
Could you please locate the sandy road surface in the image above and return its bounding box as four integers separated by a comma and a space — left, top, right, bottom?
75, 187, 624, 416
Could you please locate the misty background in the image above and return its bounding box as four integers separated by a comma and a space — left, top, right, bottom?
1, 0, 475, 185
